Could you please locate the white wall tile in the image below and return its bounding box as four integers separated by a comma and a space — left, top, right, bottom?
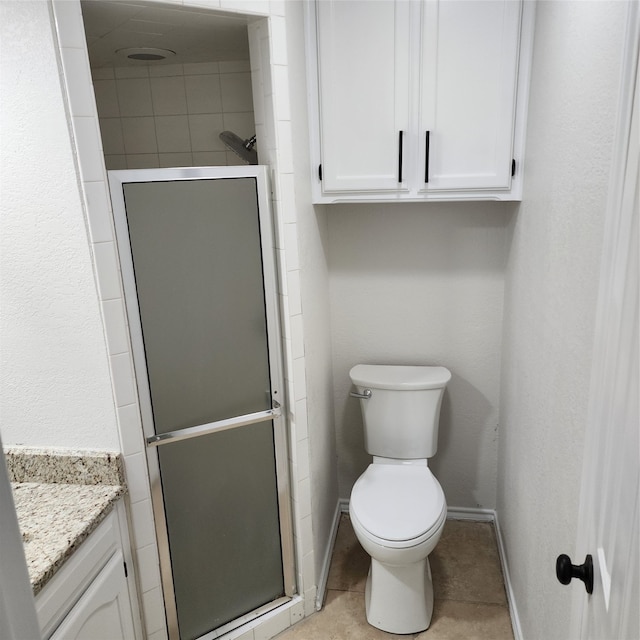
159, 152, 193, 168
93, 80, 120, 118
105, 155, 127, 170
91, 68, 115, 80
225, 627, 254, 640
297, 515, 314, 557
286, 270, 302, 315
117, 403, 145, 457
141, 587, 166, 636
289, 600, 304, 626
303, 587, 316, 616
127, 154, 160, 169
268, 16, 288, 66
150, 76, 188, 115
222, 112, 256, 141
219, 0, 269, 14
276, 173, 296, 223
115, 67, 150, 79
136, 543, 162, 595
294, 399, 308, 441
155, 115, 190, 152
290, 313, 304, 360
148, 63, 184, 78
271, 65, 290, 121
220, 72, 254, 112
73, 116, 105, 182
188, 114, 225, 151
185, 74, 222, 114
192, 151, 227, 166
83, 180, 114, 243
296, 438, 310, 481
124, 452, 150, 504
296, 477, 312, 519
117, 78, 153, 116
142, 587, 167, 640
121, 117, 158, 154
253, 606, 290, 640
284, 223, 299, 271
293, 357, 307, 402
183, 62, 219, 75
130, 498, 157, 549
219, 60, 251, 74
110, 352, 137, 407
93, 241, 122, 301
275, 121, 293, 173
101, 298, 129, 355
61, 47, 96, 117
99, 118, 125, 155
52, 0, 87, 48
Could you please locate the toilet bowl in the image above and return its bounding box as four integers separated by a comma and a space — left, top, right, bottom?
349, 461, 447, 634
348, 364, 451, 634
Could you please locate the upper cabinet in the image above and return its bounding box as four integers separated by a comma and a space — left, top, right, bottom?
307, 0, 535, 203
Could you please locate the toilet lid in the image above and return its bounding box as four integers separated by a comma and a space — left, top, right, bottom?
351, 465, 446, 542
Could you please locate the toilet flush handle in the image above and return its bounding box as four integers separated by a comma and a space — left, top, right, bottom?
350, 389, 372, 399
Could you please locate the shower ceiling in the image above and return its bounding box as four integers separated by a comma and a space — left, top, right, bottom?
81, 0, 251, 68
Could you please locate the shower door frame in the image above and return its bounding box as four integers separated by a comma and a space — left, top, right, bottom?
109, 165, 296, 640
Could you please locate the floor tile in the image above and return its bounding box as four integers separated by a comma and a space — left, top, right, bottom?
325, 515, 369, 593
430, 520, 507, 605
277, 516, 513, 640
276, 590, 408, 640
416, 600, 513, 640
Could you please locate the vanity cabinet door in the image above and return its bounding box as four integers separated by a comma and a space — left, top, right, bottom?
418, 0, 522, 193
315, 0, 411, 194
50, 552, 136, 640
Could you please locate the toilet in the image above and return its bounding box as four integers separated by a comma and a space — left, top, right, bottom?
348, 364, 451, 634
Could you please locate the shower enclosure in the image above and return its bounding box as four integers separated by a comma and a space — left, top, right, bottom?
109, 166, 294, 640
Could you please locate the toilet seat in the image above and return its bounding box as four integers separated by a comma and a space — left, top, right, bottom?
351, 464, 446, 548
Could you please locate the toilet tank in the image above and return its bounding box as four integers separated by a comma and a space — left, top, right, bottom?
349, 365, 451, 459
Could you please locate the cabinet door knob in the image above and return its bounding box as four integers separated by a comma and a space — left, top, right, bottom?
556, 554, 594, 594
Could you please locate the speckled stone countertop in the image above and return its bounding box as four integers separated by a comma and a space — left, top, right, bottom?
5, 447, 126, 595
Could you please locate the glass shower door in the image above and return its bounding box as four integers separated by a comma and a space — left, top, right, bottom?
110, 167, 293, 640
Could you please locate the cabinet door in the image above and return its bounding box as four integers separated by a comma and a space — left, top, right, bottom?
316, 0, 411, 193
419, 0, 521, 192
50, 552, 136, 640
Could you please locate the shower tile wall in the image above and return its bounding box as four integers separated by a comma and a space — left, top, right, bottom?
92, 61, 256, 170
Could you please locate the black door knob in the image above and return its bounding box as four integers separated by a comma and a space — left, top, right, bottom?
556, 554, 594, 594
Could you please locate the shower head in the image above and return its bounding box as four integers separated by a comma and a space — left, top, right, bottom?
219, 131, 258, 165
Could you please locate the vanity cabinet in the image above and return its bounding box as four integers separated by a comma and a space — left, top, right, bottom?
308, 0, 534, 202
36, 503, 141, 640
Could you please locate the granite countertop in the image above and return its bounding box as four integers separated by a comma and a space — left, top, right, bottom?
5, 447, 126, 595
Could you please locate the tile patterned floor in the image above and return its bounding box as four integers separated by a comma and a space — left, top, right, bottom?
276, 515, 514, 639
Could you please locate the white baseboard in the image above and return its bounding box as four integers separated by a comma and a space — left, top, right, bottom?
314, 500, 343, 611
493, 511, 523, 640
446, 506, 496, 522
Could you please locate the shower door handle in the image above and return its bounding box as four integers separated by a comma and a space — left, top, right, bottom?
146, 406, 282, 447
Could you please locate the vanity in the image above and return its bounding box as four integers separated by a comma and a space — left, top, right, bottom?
7, 449, 142, 640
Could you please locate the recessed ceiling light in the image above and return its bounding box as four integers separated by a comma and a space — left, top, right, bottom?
116, 47, 176, 62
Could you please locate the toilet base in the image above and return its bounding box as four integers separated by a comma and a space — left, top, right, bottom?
364, 556, 434, 634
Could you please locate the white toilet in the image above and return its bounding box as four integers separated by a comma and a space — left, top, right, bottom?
348, 364, 451, 634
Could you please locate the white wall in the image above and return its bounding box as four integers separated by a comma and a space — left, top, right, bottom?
0, 0, 119, 451
497, 2, 627, 638
285, 0, 339, 591
328, 202, 513, 508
